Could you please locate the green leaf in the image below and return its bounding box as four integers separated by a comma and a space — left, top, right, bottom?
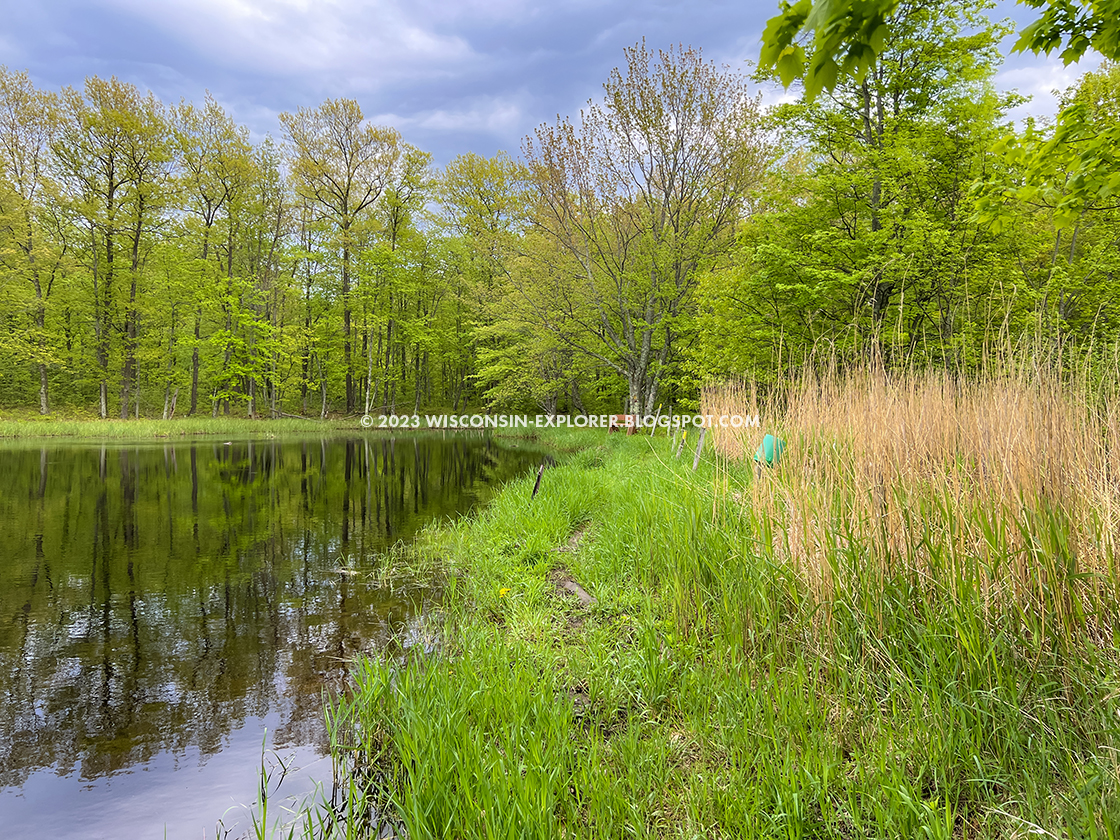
776, 46, 807, 88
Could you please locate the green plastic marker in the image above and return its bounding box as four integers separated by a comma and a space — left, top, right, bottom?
754, 434, 785, 466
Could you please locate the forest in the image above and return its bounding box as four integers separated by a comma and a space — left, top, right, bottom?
1, 0, 1117, 420
5, 1, 1120, 835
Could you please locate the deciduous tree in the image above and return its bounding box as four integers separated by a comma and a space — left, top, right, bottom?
280, 100, 400, 414
0, 67, 61, 414
524, 42, 770, 414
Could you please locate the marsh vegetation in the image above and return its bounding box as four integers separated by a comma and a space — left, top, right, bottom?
299, 360, 1120, 838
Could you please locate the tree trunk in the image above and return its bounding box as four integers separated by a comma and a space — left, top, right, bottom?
120, 297, 136, 419
627, 374, 642, 418
95, 217, 113, 420
38, 363, 48, 415
414, 342, 421, 412
342, 239, 353, 413
121, 224, 143, 419
188, 312, 200, 416
570, 379, 585, 414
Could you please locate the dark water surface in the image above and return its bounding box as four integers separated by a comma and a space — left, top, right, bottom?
0, 434, 543, 839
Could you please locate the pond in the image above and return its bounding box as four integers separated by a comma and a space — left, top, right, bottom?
0, 433, 545, 839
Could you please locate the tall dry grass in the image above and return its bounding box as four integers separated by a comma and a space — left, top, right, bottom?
314, 430, 1120, 837
701, 358, 1120, 642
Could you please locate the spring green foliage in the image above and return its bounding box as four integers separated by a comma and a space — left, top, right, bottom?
523, 43, 771, 416
4, 0, 1120, 415
977, 60, 1120, 231
760, 0, 1120, 230
297, 431, 1119, 838
700, 0, 1017, 378
0, 44, 773, 419
760, 0, 1120, 98
0, 75, 552, 420
1014, 0, 1120, 64
760, 0, 900, 99
692, 1, 1120, 385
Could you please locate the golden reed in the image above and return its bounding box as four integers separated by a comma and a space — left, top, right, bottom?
701, 355, 1120, 640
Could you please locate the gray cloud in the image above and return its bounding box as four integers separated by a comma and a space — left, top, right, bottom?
0, 0, 1101, 166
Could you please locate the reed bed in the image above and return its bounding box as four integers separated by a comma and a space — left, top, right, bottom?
702, 363, 1120, 646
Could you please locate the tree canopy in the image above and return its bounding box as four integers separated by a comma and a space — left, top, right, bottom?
0, 3, 1117, 416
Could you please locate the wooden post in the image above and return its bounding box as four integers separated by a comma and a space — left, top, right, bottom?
531, 463, 545, 499
675, 430, 687, 458
692, 427, 707, 471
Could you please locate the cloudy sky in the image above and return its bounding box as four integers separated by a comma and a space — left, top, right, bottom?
0, 0, 1094, 165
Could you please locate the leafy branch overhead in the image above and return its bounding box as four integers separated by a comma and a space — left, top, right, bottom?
759, 0, 899, 99
1014, 0, 1120, 64
761, 0, 1120, 99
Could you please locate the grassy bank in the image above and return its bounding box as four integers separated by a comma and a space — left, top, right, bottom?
309, 415, 1119, 839
0, 414, 364, 439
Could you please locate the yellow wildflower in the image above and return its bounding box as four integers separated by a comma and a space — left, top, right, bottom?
499, 587, 511, 598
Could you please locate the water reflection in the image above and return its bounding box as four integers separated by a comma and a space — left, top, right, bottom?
0, 434, 542, 835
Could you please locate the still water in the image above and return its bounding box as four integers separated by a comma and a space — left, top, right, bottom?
0, 434, 544, 839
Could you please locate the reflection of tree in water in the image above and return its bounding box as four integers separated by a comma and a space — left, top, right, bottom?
0, 435, 542, 788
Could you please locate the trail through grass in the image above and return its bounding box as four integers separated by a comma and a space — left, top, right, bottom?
298, 419, 1119, 839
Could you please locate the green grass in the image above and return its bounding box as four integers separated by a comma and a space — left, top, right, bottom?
0, 412, 597, 442
0, 414, 363, 439
291, 430, 1119, 839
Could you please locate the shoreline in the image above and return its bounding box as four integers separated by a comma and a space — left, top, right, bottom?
316, 430, 1118, 838
0, 416, 562, 441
